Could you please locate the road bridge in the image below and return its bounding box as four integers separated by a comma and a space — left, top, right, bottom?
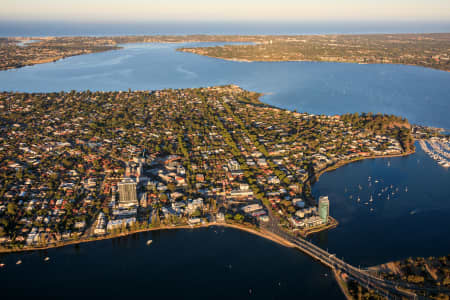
262, 214, 448, 299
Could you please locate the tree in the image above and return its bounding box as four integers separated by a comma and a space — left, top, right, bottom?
233, 214, 244, 223
7, 202, 18, 216
167, 183, 176, 193
191, 208, 202, 218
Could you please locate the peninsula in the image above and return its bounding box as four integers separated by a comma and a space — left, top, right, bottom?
1, 33, 449, 72
0, 85, 413, 251
2, 85, 447, 300
338, 255, 450, 300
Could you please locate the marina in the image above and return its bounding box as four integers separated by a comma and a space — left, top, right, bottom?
419, 138, 450, 168
0, 35, 449, 299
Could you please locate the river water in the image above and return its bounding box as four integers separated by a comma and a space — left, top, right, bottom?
0, 42, 449, 299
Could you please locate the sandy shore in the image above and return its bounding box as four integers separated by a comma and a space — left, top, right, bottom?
0, 222, 295, 254
311, 150, 415, 185
0, 150, 415, 255
333, 269, 354, 300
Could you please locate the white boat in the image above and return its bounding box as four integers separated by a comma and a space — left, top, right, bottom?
0, 263, 5, 268
16, 260, 22, 265
357, 197, 360, 202
146, 240, 153, 246
405, 187, 408, 192
369, 195, 373, 202
44, 257, 50, 261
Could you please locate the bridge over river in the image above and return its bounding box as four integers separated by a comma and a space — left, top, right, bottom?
261, 214, 448, 300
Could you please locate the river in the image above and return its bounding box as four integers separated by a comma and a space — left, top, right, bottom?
0, 41, 449, 299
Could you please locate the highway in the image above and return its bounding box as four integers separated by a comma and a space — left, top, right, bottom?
261, 211, 447, 300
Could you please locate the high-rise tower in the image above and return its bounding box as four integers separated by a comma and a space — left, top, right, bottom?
118, 178, 138, 207
318, 196, 329, 223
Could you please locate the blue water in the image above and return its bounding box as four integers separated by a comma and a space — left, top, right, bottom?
0, 227, 344, 300
1, 42, 449, 129
0, 38, 449, 299
312, 142, 450, 266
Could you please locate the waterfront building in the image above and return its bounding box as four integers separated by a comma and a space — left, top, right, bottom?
94, 212, 106, 235
318, 196, 329, 223
118, 178, 138, 207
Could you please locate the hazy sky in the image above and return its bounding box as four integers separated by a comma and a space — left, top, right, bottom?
2, 0, 450, 22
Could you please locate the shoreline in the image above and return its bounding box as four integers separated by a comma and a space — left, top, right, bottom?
300, 216, 339, 238
310, 150, 416, 185
176, 49, 450, 73
0, 150, 415, 255
0, 222, 295, 254
333, 269, 354, 300
2, 37, 449, 73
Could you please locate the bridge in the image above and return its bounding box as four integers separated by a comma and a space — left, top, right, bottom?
261, 213, 448, 300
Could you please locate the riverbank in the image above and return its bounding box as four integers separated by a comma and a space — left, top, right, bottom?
333, 269, 354, 300
0, 150, 415, 255
0, 222, 295, 254
300, 217, 339, 238
177, 49, 450, 73
310, 150, 416, 185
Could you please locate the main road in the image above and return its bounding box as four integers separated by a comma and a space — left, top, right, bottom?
261, 210, 447, 299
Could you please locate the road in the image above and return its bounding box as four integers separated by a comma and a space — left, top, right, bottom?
261, 210, 446, 299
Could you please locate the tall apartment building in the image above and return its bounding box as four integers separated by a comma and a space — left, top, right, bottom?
118, 178, 138, 207
318, 196, 329, 223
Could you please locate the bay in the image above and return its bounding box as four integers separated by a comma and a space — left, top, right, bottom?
0, 42, 449, 129
0, 227, 344, 300
312, 142, 450, 267
0, 40, 449, 299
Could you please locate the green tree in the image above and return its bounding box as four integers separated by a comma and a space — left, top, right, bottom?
233, 214, 244, 223
7, 202, 18, 216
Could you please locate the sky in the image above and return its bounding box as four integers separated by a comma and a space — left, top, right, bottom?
1, 0, 450, 23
